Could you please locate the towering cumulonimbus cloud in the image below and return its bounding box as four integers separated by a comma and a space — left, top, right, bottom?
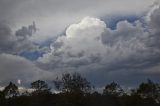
38, 17, 149, 69
37, 3, 160, 86
38, 17, 107, 67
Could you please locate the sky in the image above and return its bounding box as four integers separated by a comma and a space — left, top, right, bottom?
0, 0, 160, 90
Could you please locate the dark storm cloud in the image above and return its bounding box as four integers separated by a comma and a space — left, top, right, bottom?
0, 21, 38, 54
16, 22, 36, 39
0, 53, 53, 86
146, 5, 160, 50
0, 22, 15, 52
0, 21, 50, 86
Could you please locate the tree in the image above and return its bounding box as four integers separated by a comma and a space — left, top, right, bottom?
54, 72, 92, 93
136, 79, 160, 102
103, 82, 124, 96
31, 80, 50, 95
3, 82, 19, 98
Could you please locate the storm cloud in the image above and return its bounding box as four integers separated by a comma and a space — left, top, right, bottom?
37, 2, 160, 86
0, 21, 40, 55
0, 0, 160, 88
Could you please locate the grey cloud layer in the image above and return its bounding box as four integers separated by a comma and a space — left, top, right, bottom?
0, 22, 45, 85
0, 0, 154, 42
0, 0, 153, 21
0, 53, 54, 86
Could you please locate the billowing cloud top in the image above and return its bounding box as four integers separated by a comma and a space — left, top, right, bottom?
0, 0, 160, 88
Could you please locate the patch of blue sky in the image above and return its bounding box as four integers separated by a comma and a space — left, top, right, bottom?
101, 15, 142, 30
19, 51, 43, 61
20, 37, 58, 61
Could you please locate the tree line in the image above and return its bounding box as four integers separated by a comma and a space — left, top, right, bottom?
0, 72, 160, 106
